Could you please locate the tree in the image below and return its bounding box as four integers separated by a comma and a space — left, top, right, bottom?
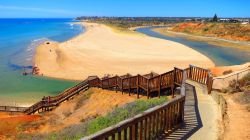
213, 14, 218, 22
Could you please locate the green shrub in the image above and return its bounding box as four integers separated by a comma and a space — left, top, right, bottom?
223, 70, 233, 75
239, 72, 250, 87
86, 97, 168, 135
18, 96, 168, 140
227, 72, 250, 93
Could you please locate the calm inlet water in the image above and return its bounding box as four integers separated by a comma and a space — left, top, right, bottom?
0, 18, 84, 106
137, 27, 250, 66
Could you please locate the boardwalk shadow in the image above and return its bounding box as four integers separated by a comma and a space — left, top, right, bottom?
164, 83, 203, 140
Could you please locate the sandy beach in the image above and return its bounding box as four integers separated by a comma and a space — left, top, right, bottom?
35, 22, 214, 80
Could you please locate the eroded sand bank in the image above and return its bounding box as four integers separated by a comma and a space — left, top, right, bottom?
35, 22, 214, 80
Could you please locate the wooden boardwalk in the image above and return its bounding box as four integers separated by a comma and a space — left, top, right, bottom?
82, 66, 214, 140
164, 83, 202, 140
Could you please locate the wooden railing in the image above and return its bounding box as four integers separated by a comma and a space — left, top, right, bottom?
82, 95, 185, 140
186, 65, 213, 94
88, 66, 213, 98
23, 79, 90, 114
89, 71, 176, 99
160, 70, 174, 90
174, 67, 184, 86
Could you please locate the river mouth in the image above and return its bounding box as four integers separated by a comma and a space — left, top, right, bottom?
136, 27, 250, 66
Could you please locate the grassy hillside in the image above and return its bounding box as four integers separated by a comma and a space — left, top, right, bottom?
170, 22, 250, 41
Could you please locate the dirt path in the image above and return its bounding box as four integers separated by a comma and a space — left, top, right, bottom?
223, 94, 250, 140
187, 80, 220, 140
165, 80, 220, 140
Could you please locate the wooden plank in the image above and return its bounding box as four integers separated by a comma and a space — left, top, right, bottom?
129, 126, 133, 140
132, 125, 136, 140
144, 118, 147, 140
152, 113, 155, 136
118, 130, 121, 140
147, 79, 150, 99
124, 128, 127, 140
112, 134, 115, 140
139, 121, 143, 140
137, 75, 139, 99
135, 123, 138, 140
148, 114, 151, 139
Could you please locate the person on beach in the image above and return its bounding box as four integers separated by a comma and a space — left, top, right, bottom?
47, 96, 51, 104
42, 96, 46, 104
47, 96, 50, 104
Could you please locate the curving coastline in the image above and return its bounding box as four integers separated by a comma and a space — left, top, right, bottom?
34, 22, 214, 80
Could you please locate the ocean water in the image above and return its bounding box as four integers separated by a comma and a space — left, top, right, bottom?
0, 18, 84, 106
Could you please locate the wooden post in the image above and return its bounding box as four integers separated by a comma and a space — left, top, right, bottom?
173, 67, 177, 85
137, 75, 139, 99
101, 79, 103, 89
147, 79, 150, 99
189, 65, 192, 80
172, 70, 175, 98
158, 75, 161, 98
121, 79, 124, 94
129, 77, 131, 96
116, 76, 118, 93
107, 78, 110, 89
171, 85, 174, 98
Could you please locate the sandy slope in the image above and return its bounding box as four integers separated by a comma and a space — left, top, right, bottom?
38, 88, 140, 133
35, 22, 214, 80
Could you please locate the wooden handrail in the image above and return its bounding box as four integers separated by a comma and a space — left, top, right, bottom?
23, 79, 90, 114
213, 68, 250, 80
82, 95, 186, 140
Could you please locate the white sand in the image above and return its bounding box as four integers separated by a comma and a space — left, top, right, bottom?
35, 22, 214, 80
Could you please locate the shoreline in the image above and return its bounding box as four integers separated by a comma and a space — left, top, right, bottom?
153, 27, 250, 52
34, 22, 215, 81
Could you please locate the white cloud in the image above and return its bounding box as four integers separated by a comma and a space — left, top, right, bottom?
0, 5, 80, 15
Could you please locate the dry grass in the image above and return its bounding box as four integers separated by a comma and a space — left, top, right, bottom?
171, 22, 250, 41
223, 70, 233, 75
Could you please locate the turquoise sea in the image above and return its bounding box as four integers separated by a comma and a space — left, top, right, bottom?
0, 18, 84, 106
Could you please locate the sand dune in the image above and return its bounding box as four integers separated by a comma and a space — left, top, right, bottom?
35, 22, 214, 80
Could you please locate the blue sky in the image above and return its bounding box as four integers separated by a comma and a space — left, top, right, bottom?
0, 0, 249, 18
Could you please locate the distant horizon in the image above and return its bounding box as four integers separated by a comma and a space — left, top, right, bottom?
0, 0, 249, 18
0, 16, 250, 19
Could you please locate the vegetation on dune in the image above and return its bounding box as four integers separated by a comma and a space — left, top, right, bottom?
170, 22, 250, 41
219, 72, 250, 111
17, 96, 168, 140
222, 70, 233, 75
229, 72, 250, 89
221, 72, 250, 93
86, 97, 168, 135
82, 17, 171, 32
